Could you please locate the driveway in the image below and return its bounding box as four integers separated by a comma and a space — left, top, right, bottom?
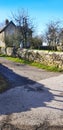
0, 57, 63, 130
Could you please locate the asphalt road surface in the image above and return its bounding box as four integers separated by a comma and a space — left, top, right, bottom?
0, 57, 60, 88
0, 57, 63, 130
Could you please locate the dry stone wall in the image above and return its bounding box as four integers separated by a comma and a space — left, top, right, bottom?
17, 49, 63, 69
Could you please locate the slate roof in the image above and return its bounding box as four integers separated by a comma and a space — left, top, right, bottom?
0, 21, 16, 33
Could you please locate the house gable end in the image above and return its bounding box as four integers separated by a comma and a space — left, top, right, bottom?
0, 21, 16, 33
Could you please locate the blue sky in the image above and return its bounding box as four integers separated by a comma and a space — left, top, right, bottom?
0, 0, 63, 35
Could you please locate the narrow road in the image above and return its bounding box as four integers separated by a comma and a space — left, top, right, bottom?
0, 57, 60, 88
0, 57, 63, 130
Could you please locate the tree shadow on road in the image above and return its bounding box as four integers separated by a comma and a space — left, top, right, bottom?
0, 63, 63, 115
0, 63, 36, 88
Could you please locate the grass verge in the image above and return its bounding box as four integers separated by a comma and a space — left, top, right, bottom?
6, 56, 63, 72
0, 54, 63, 72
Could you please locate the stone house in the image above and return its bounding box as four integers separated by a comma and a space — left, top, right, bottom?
0, 20, 32, 50
0, 21, 16, 48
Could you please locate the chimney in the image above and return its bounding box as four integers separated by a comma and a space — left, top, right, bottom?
5, 19, 9, 25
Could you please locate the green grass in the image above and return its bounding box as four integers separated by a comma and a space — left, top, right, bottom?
0, 54, 62, 72
31, 62, 62, 72
0, 54, 6, 57
6, 56, 63, 72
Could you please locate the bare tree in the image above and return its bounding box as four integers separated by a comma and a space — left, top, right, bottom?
12, 9, 34, 48
45, 21, 60, 50
59, 28, 63, 46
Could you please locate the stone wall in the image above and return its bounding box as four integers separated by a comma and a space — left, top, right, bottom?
6, 47, 14, 56
17, 49, 63, 69
0, 47, 6, 54
0, 32, 5, 43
